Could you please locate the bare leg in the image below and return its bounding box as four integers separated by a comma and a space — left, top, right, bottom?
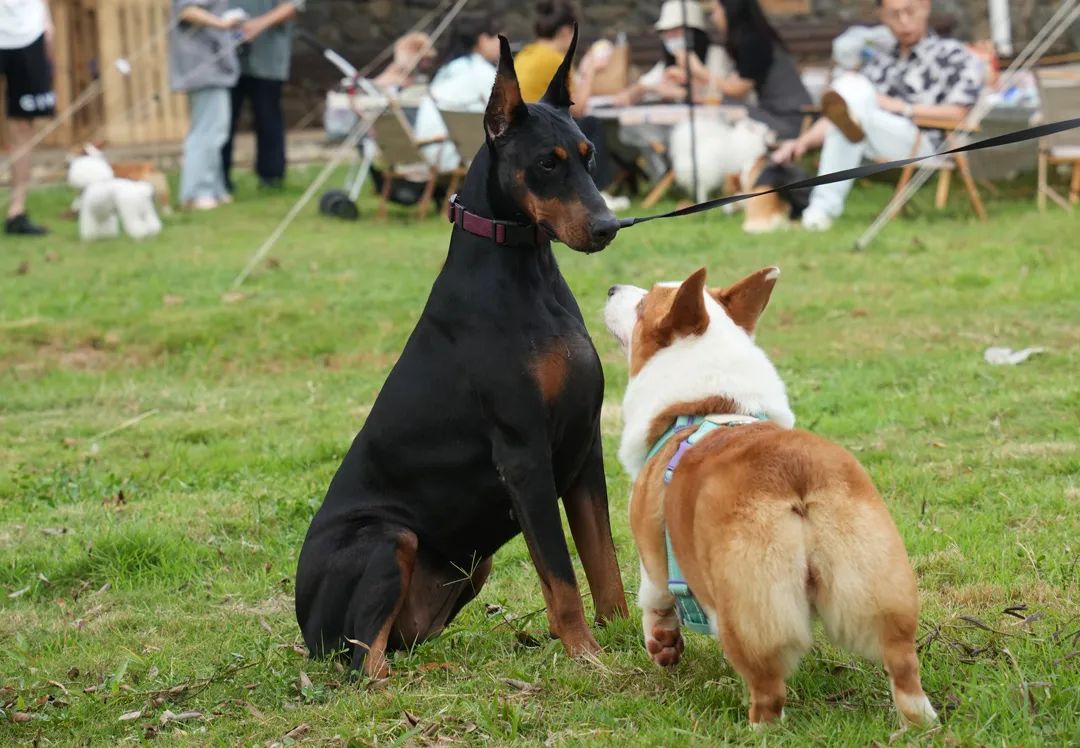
6, 119, 34, 219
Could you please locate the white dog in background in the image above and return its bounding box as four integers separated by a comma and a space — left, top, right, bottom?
79, 179, 162, 241
67, 145, 162, 241
669, 117, 774, 204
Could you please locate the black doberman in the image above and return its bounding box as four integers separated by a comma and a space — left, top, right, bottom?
295, 29, 628, 677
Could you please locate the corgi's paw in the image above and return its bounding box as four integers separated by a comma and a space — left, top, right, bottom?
646, 624, 684, 667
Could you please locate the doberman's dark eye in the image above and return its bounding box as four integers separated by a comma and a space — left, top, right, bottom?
537, 156, 557, 172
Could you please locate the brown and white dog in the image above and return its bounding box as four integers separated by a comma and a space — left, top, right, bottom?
604, 267, 937, 728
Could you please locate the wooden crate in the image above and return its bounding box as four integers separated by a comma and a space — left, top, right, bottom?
0, 0, 187, 150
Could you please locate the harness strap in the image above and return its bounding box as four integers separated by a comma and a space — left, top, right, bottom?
648, 413, 766, 635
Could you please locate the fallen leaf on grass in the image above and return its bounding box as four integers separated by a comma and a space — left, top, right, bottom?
67, 667, 80, 679
10, 712, 32, 722
41, 527, 67, 536
259, 618, 272, 635
297, 671, 313, 691
240, 700, 266, 720
221, 291, 246, 304
47, 680, 69, 695
284, 723, 310, 740
501, 678, 540, 693
62, 437, 79, 447
417, 662, 458, 673
402, 711, 421, 727
160, 709, 202, 724
7, 586, 30, 599
162, 294, 184, 306
119, 709, 143, 721
15, 261, 30, 276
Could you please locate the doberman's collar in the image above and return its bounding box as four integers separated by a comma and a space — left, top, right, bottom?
645, 412, 767, 636
447, 194, 541, 247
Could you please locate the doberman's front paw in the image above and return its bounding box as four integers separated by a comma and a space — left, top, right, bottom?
646, 624, 684, 667
560, 629, 602, 658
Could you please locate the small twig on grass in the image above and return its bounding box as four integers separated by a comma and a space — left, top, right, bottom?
89, 409, 159, 442
1001, 646, 1033, 714
1016, 541, 1042, 582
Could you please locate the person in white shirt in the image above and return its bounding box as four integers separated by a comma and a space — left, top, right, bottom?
413, 15, 501, 172
0, 0, 55, 235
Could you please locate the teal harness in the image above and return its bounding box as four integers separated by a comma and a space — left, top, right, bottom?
644, 412, 767, 635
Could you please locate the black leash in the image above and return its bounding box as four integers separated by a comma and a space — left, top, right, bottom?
617, 117, 1080, 229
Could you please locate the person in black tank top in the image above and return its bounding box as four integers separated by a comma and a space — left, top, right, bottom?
683, 0, 811, 139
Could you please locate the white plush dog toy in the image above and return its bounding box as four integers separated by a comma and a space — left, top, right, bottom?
79, 178, 162, 241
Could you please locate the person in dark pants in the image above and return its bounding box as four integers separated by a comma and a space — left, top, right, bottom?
221, 0, 303, 193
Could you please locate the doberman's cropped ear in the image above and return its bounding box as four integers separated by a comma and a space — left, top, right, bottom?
485, 35, 527, 142
540, 23, 578, 109
710, 266, 780, 336
661, 267, 709, 341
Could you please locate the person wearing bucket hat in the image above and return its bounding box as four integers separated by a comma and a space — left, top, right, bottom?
611, 0, 712, 106
674, 0, 811, 139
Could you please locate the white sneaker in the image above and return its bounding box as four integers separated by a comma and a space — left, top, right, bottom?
801, 206, 833, 231
601, 192, 631, 212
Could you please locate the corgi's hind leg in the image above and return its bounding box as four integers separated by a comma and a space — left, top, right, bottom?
882, 618, 937, 726
810, 500, 937, 726
712, 506, 813, 725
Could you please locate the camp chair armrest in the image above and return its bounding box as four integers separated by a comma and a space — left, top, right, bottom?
913, 115, 980, 132
414, 136, 450, 147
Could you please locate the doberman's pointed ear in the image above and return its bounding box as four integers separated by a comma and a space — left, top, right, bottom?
710, 266, 780, 336
661, 267, 710, 341
485, 35, 528, 142
540, 23, 578, 108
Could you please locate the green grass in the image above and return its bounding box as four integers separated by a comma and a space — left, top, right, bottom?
1, 171, 1078, 746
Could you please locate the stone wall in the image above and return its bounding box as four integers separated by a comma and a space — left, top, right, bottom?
279, 0, 1077, 125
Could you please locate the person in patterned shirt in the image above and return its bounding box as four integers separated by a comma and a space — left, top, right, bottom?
772, 0, 986, 230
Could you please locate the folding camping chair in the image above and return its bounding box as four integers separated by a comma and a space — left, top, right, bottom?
438, 109, 486, 210
370, 103, 454, 220
1035, 67, 1080, 211
891, 116, 987, 220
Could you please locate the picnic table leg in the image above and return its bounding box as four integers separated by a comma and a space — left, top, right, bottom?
642, 170, 675, 209
378, 170, 393, 220
934, 169, 952, 210
1070, 162, 1080, 204
1037, 152, 1048, 212
955, 154, 987, 221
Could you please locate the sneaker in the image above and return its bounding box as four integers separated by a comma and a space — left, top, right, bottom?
821, 90, 864, 144
4, 213, 48, 236
601, 191, 631, 212
801, 205, 833, 231
188, 197, 219, 211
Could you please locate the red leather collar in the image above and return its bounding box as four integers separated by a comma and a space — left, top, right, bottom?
447, 194, 541, 247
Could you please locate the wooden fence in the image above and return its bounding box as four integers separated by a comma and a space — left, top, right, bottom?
0, 0, 187, 150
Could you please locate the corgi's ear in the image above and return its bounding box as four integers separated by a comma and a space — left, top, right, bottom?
711, 266, 780, 336
661, 267, 709, 341
485, 35, 528, 142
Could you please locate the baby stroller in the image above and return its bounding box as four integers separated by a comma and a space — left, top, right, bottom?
317, 47, 440, 220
